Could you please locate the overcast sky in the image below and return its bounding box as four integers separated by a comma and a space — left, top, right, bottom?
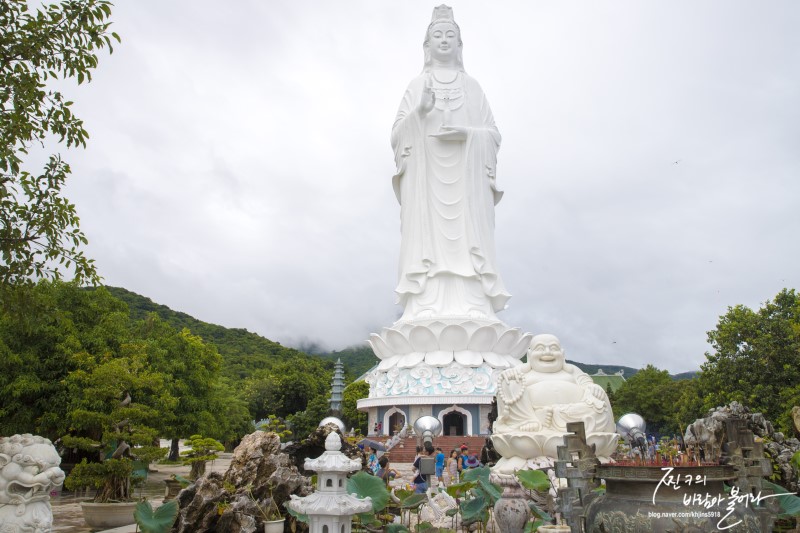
55, 1, 799, 374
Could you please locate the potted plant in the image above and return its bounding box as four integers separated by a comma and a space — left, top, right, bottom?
246, 484, 285, 533
64, 445, 165, 528
181, 434, 225, 480
61, 385, 167, 528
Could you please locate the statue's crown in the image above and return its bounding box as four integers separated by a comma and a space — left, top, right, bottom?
431, 4, 455, 24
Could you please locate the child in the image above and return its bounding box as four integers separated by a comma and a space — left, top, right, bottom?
367, 447, 379, 475
458, 445, 469, 472
376, 456, 399, 486
445, 449, 459, 485
435, 447, 445, 487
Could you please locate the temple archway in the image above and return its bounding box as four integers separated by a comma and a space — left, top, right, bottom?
438, 405, 472, 436
384, 407, 406, 437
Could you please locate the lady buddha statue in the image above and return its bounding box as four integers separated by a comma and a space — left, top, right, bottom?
391, 5, 510, 322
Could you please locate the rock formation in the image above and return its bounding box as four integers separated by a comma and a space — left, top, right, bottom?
283, 423, 365, 475
684, 402, 800, 493
172, 431, 312, 533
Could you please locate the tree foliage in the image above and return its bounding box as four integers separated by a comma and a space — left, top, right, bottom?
613, 364, 684, 436
0, 281, 127, 437
0, 282, 251, 447
287, 395, 331, 439
106, 286, 332, 380
243, 358, 331, 421
341, 380, 369, 435
133, 317, 228, 442
699, 288, 800, 433
1, 0, 119, 288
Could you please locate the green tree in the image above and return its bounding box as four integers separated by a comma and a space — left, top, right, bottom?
1, 0, 119, 288
287, 395, 331, 439
60, 332, 176, 455
613, 364, 683, 436
605, 382, 620, 421
181, 434, 224, 480
243, 358, 331, 420
670, 377, 709, 433
206, 376, 252, 448
699, 289, 800, 433
133, 315, 231, 459
0, 282, 128, 437
341, 380, 369, 435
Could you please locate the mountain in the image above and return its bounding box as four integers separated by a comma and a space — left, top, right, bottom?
103, 286, 696, 383
104, 286, 333, 379
315, 345, 378, 382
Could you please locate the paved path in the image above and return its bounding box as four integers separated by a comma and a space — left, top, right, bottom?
51, 454, 232, 532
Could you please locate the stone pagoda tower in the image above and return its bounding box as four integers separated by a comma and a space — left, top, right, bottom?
329, 359, 345, 414
285, 432, 372, 533
357, 5, 530, 438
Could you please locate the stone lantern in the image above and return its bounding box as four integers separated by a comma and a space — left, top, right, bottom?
285, 432, 372, 533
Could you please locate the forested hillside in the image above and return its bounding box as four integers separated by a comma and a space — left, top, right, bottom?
317, 345, 378, 381
105, 286, 332, 380
98, 287, 339, 438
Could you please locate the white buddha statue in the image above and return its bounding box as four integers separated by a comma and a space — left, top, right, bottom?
391, 5, 510, 321
491, 334, 618, 473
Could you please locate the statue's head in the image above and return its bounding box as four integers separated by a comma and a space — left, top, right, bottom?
423, 5, 464, 71
528, 334, 566, 373
0, 434, 64, 505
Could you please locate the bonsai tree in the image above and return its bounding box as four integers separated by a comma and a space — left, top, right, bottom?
181, 434, 225, 480
254, 414, 292, 442
62, 412, 166, 501
62, 342, 171, 502
64, 456, 136, 502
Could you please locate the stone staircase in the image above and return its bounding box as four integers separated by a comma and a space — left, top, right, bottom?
384, 435, 489, 463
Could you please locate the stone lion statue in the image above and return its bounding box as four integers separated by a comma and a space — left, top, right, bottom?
0, 434, 65, 533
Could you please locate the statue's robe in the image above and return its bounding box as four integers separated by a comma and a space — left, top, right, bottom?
391, 71, 510, 320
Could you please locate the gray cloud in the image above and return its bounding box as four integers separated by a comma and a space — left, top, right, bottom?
58, 0, 800, 373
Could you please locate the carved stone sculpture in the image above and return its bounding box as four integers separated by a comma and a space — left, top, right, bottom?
0, 434, 65, 533
491, 335, 617, 473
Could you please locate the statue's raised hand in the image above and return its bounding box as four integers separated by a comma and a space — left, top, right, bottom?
418, 75, 435, 116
